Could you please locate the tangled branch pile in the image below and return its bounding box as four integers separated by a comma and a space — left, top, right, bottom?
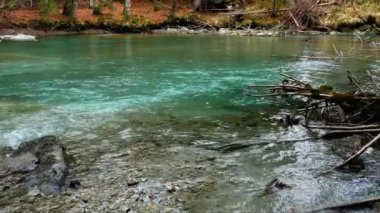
287, 0, 325, 29
248, 72, 380, 170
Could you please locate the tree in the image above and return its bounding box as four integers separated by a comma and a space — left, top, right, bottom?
271, 0, 276, 17
0, 0, 5, 8
124, 0, 130, 15
40, 0, 58, 20
193, 0, 201, 11
62, 0, 76, 19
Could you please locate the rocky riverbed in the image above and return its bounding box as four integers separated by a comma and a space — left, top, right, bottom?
151, 27, 337, 36
0, 114, 234, 212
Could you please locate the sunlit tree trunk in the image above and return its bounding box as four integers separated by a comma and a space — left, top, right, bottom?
89, 0, 93, 8
0, 0, 5, 8
124, 0, 130, 15
193, 0, 201, 11
62, 0, 77, 19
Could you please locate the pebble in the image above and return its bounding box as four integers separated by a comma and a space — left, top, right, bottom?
127, 179, 140, 187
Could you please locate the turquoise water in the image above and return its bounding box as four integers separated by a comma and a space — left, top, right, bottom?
1, 34, 380, 211
1, 34, 377, 147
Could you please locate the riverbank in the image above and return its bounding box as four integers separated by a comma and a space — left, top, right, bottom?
0, 1, 379, 36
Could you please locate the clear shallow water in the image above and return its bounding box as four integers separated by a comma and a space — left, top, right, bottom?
1, 34, 380, 212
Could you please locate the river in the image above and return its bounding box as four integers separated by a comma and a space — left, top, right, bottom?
1, 34, 380, 212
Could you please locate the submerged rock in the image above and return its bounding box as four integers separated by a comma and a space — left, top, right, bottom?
0, 135, 69, 197
261, 178, 292, 196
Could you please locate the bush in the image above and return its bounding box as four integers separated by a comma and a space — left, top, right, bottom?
92, 5, 102, 15
39, 0, 58, 21
288, 0, 323, 28
92, 1, 114, 16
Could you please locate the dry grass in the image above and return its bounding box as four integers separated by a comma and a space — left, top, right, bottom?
322, 0, 380, 29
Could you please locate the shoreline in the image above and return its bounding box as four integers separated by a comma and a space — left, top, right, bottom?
0, 20, 378, 37
0, 25, 349, 37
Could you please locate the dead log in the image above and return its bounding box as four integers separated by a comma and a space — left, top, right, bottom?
289, 11, 300, 28
334, 132, 380, 170
313, 197, 380, 212
306, 124, 380, 130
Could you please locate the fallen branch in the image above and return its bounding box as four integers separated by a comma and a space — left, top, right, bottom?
214, 137, 317, 152
219, 8, 290, 16
367, 70, 380, 95
313, 197, 380, 212
280, 73, 308, 86
334, 132, 380, 170
289, 11, 300, 28
247, 84, 306, 90
249, 92, 380, 101
347, 70, 365, 94
199, 21, 217, 32
306, 124, 380, 130
219, 2, 336, 16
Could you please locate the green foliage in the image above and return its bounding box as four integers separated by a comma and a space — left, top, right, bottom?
166, 14, 177, 24
93, 1, 114, 16
123, 14, 148, 27
1, 0, 23, 10
153, 1, 161, 12
39, 0, 58, 21
123, 12, 131, 21
184, 13, 200, 23
103, 0, 115, 11
62, 0, 76, 20
92, 5, 102, 15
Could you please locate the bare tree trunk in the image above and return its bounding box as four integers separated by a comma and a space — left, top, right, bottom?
89, 0, 93, 8
124, 0, 130, 15
0, 0, 5, 8
62, 0, 77, 19
271, 0, 277, 17
170, 0, 177, 16
193, 0, 201, 11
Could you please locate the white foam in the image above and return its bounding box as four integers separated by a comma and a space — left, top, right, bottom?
0, 34, 37, 41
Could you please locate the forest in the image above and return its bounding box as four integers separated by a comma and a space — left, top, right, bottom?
0, 0, 379, 33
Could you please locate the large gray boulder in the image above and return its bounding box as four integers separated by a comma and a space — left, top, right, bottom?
0, 136, 69, 197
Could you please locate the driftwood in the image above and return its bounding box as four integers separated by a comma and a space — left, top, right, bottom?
219, 8, 290, 16
306, 124, 380, 130
211, 138, 316, 153
248, 72, 380, 171
289, 11, 300, 28
219, 2, 336, 16
334, 132, 380, 170
313, 197, 380, 212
